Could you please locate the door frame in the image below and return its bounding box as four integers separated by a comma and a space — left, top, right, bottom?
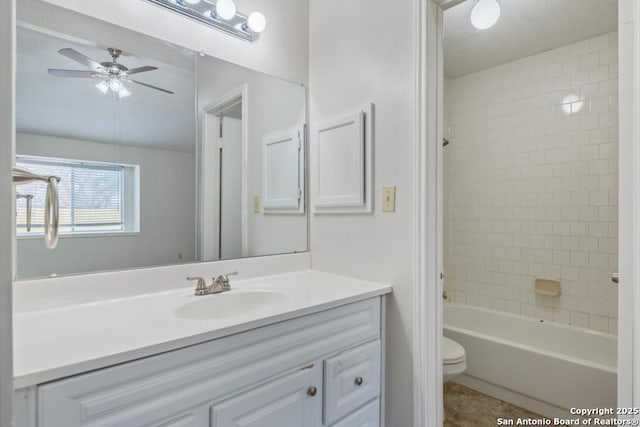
0, 0, 14, 425
618, 0, 639, 411
413, 0, 444, 426
198, 84, 249, 260
415, 0, 640, 425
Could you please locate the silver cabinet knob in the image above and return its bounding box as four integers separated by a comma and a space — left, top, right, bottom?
354, 376, 364, 386
307, 386, 317, 397
612, 273, 619, 284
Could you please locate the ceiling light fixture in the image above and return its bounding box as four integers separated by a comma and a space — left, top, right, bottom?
470, 0, 501, 30
95, 78, 131, 98
49, 47, 174, 96
147, 0, 266, 42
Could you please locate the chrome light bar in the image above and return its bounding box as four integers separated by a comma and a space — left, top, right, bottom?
145, 0, 265, 42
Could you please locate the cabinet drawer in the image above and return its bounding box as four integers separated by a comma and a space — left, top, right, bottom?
323, 340, 381, 425
330, 399, 379, 427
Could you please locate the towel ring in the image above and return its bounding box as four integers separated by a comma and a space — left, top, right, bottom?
12, 166, 60, 249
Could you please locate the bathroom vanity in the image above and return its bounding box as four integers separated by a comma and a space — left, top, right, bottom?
12, 3, 391, 426
13, 269, 391, 427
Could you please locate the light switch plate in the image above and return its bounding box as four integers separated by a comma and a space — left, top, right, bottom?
253, 196, 261, 213
382, 186, 396, 212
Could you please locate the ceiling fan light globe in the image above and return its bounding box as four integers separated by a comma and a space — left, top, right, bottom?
118, 87, 131, 98
95, 80, 109, 95
109, 79, 123, 92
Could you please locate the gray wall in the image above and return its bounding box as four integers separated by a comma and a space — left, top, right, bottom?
16, 133, 196, 279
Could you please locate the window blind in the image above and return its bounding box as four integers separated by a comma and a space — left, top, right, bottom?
16, 157, 125, 234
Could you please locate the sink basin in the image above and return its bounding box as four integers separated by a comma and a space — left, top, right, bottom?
175, 290, 288, 320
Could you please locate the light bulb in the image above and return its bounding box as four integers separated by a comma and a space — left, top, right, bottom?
182, 0, 201, 4
95, 80, 109, 95
247, 11, 266, 33
109, 79, 123, 92
118, 87, 131, 98
215, 0, 236, 20
470, 0, 501, 30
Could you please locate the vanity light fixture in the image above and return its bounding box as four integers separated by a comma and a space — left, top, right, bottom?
214, 0, 236, 20
470, 0, 501, 30
145, 0, 267, 42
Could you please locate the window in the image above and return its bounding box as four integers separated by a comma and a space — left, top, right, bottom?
15, 156, 139, 236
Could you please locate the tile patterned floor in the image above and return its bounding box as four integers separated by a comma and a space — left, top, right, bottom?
444, 383, 548, 426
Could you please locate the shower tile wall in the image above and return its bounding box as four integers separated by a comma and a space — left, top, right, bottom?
444, 32, 618, 333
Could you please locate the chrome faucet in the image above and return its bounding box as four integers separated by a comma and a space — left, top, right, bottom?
188, 271, 238, 296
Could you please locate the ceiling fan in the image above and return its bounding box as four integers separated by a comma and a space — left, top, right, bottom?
47, 47, 174, 98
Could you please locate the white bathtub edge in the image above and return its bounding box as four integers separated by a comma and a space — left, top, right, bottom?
444, 324, 617, 375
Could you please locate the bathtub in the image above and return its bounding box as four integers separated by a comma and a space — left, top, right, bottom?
444, 303, 617, 418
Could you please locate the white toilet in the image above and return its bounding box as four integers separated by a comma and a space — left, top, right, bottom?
443, 336, 467, 382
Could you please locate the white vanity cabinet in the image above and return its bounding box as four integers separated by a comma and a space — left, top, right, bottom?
26, 297, 383, 427
210, 363, 322, 427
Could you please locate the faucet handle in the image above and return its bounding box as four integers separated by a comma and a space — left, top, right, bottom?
212, 271, 237, 290
222, 271, 238, 285
187, 277, 207, 295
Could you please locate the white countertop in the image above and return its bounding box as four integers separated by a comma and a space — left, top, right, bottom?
13, 270, 391, 389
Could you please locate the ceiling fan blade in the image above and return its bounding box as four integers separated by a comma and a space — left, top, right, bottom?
58, 48, 103, 72
131, 80, 174, 95
47, 69, 98, 78
124, 66, 158, 76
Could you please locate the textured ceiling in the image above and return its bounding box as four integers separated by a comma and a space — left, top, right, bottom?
444, 0, 618, 78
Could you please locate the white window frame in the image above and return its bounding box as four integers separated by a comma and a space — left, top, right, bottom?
15, 154, 140, 238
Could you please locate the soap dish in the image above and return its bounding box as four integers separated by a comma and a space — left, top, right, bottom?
535, 278, 561, 296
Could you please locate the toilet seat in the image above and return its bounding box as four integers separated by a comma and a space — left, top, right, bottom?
443, 336, 466, 365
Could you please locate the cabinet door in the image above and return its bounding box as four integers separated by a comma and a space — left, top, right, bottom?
330, 399, 379, 427
324, 340, 381, 425
149, 410, 206, 427
210, 364, 322, 427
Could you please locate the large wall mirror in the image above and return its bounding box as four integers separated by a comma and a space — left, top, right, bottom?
15, 0, 308, 280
